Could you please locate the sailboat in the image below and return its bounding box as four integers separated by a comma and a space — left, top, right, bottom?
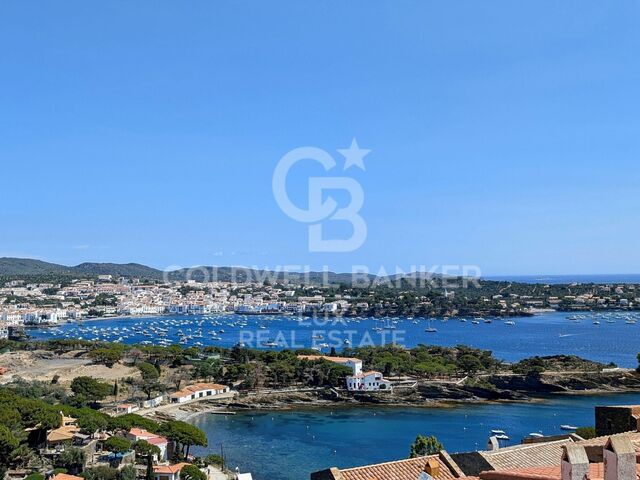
425, 319, 437, 333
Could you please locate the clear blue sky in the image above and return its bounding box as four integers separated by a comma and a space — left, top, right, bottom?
1, 1, 639, 276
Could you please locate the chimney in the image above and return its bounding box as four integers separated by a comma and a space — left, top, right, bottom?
487, 436, 500, 451
604, 435, 636, 480
561, 445, 589, 480
418, 458, 440, 480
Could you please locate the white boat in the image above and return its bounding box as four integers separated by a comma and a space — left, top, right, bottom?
528, 433, 544, 438
425, 319, 437, 333
505, 321, 516, 326
560, 425, 578, 431
491, 429, 506, 435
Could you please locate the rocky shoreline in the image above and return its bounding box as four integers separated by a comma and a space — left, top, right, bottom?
158, 369, 640, 421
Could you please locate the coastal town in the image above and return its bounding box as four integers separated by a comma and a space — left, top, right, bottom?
2, 266, 640, 336
3, 332, 640, 480
3, 0, 640, 478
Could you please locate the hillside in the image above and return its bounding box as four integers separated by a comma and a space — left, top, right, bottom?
73, 262, 164, 279
0, 257, 162, 280
0, 257, 72, 275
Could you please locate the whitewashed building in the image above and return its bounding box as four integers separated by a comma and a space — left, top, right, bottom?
346, 371, 392, 392
169, 383, 230, 403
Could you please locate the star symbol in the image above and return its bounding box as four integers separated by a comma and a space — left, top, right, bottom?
338, 138, 370, 171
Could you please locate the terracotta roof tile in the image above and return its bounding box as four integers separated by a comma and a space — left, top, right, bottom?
479, 439, 573, 471
340, 455, 457, 480
51, 474, 84, 480
153, 462, 189, 474
478, 463, 640, 480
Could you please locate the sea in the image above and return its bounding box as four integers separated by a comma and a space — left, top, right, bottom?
484, 274, 640, 284
191, 393, 640, 480
27, 311, 640, 480
28, 310, 640, 367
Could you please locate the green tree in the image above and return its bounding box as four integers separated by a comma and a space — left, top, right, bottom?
0, 425, 19, 460
57, 447, 86, 473
133, 439, 161, 461
104, 435, 132, 454
158, 420, 207, 457
70, 376, 113, 404
575, 426, 596, 440
81, 466, 118, 480
137, 362, 162, 399
180, 465, 207, 480
457, 354, 483, 374
25, 474, 44, 480
76, 413, 108, 435
9, 445, 36, 468
88, 345, 124, 367
193, 359, 221, 382
409, 434, 443, 458
117, 465, 137, 480
203, 454, 224, 467
138, 362, 160, 381
107, 414, 159, 433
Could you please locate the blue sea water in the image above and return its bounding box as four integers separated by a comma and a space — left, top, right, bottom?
28, 311, 640, 367
26, 313, 640, 479
485, 274, 640, 284
191, 393, 640, 480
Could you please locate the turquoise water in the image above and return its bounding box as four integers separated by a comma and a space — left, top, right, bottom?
29, 311, 640, 367
191, 393, 640, 480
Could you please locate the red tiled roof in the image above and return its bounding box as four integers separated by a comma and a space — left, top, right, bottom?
479, 463, 640, 480
129, 427, 153, 437
147, 436, 168, 445
51, 474, 84, 480
153, 462, 189, 474
479, 439, 574, 471
339, 455, 457, 480
170, 382, 228, 398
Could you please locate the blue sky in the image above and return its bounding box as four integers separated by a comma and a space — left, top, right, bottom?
1, 1, 639, 276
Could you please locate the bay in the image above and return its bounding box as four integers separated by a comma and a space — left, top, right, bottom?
28, 311, 640, 367
191, 392, 640, 480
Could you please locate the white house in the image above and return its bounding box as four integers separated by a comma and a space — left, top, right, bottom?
297, 355, 391, 391
169, 383, 230, 403
128, 428, 169, 461
1, 312, 24, 324
153, 462, 190, 480
346, 371, 392, 392
115, 403, 139, 415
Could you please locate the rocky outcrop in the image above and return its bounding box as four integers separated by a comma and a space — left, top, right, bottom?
486, 370, 640, 394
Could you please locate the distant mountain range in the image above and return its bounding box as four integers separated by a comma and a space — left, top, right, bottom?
2, 257, 637, 286
0, 257, 163, 279
0, 257, 382, 284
